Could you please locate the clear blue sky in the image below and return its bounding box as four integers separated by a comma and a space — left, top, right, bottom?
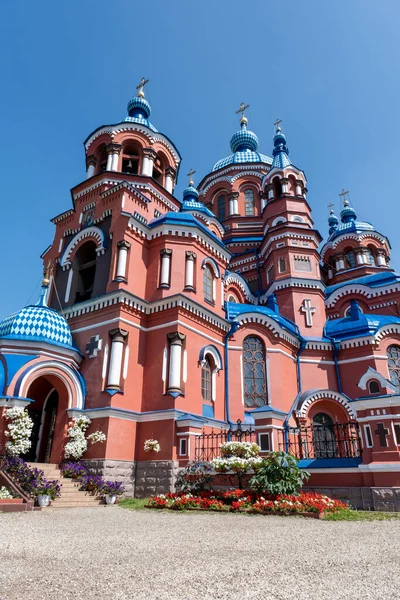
1, 0, 400, 318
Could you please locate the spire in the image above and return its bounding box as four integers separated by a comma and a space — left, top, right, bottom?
271, 119, 291, 169
230, 102, 259, 153
36, 262, 52, 307
182, 168, 199, 202
339, 189, 357, 223
328, 202, 339, 235
127, 77, 151, 120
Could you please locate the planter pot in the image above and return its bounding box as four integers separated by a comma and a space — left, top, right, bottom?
105, 494, 116, 505
37, 494, 51, 507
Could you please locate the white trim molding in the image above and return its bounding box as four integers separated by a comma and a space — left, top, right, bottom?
296, 390, 356, 419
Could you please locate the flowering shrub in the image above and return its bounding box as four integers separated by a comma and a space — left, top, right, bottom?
220, 441, 260, 459
4, 407, 33, 456
1, 456, 61, 501
99, 480, 126, 497
249, 452, 310, 496
145, 490, 347, 515
175, 461, 214, 493
79, 474, 105, 494
60, 461, 87, 479
0, 486, 14, 499
144, 439, 161, 453
64, 417, 106, 460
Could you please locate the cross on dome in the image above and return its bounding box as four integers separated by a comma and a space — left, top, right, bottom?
327, 202, 335, 214
136, 77, 149, 98
187, 168, 196, 186
274, 118, 282, 131
236, 102, 250, 125
339, 188, 350, 205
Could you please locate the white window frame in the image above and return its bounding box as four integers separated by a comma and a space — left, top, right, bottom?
179, 437, 189, 456
393, 422, 400, 446
258, 432, 271, 453
364, 424, 373, 448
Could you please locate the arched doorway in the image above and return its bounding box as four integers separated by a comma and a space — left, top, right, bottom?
312, 412, 337, 458
22, 375, 69, 463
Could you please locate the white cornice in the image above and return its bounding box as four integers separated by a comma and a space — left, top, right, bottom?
320, 231, 390, 261
325, 281, 400, 308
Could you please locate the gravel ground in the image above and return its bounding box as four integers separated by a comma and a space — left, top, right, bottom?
1, 507, 400, 600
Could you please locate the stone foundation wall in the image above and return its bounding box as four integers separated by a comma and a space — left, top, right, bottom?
82, 459, 136, 497
134, 460, 180, 498
305, 486, 400, 512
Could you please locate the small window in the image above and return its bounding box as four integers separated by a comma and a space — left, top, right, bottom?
203, 266, 213, 302
368, 380, 380, 394
258, 433, 270, 452
394, 424, 400, 445
217, 194, 226, 221
278, 257, 287, 273
201, 357, 212, 401
179, 438, 188, 456
244, 189, 254, 216
364, 424, 373, 448
227, 294, 237, 303
346, 250, 356, 268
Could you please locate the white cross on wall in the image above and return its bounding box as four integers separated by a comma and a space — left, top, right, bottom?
301, 299, 316, 327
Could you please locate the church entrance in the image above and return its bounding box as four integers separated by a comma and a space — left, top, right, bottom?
22, 375, 65, 463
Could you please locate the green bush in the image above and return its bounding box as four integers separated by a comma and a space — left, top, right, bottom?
249, 451, 310, 496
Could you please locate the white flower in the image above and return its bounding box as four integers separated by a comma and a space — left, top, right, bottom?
144, 439, 161, 453
0, 486, 14, 499
3, 407, 33, 456
87, 431, 106, 444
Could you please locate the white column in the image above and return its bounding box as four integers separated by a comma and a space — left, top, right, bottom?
229, 199, 234, 215
165, 167, 175, 194
261, 197, 267, 211
328, 269, 333, 280
281, 178, 289, 194
86, 156, 96, 179
377, 252, 386, 266
356, 251, 364, 265
185, 252, 196, 289
160, 249, 172, 287
65, 267, 73, 302
233, 198, 239, 214
107, 328, 128, 390
142, 148, 157, 176
111, 152, 119, 171
295, 181, 302, 196
167, 332, 185, 393
228, 193, 239, 215
106, 152, 113, 171
267, 184, 274, 200
115, 241, 131, 281
335, 256, 344, 271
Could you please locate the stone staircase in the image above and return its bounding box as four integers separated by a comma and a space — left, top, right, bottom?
28, 463, 104, 509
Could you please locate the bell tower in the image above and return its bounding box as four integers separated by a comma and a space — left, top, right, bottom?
260, 122, 325, 336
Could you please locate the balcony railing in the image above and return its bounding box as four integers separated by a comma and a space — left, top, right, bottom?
279, 422, 362, 460
194, 420, 256, 462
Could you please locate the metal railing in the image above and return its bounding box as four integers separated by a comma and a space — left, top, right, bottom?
194, 419, 257, 461
279, 422, 362, 459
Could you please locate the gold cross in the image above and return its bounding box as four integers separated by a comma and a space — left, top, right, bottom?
187, 168, 196, 186
136, 77, 149, 98
339, 188, 350, 203
274, 118, 282, 130
236, 102, 250, 119
327, 202, 335, 212
42, 260, 53, 286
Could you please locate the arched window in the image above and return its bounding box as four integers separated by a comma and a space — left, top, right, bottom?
365, 248, 375, 266
227, 294, 237, 303
203, 266, 213, 302
243, 336, 267, 408
73, 241, 97, 303
345, 250, 356, 268
312, 413, 336, 458
152, 155, 164, 184
217, 194, 226, 221
201, 357, 212, 401
368, 380, 380, 394
96, 144, 108, 174
244, 189, 254, 216
121, 143, 140, 175
387, 345, 400, 388
278, 257, 287, 273
273, 177, 282, 199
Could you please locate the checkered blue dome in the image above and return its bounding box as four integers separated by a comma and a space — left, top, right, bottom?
230, 126, 259, 153
0, 287, 74, 349
127, 96, 151, 119
213, 120, 272, 172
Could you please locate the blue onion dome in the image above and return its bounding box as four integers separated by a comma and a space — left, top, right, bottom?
230, 119, 259, 153
271, 124, 291, 169
0, 280, 76, 350
340, 199, 357, 223
212, 109, 272, 172
328, 208, 339, 235
127, 95, 151, 120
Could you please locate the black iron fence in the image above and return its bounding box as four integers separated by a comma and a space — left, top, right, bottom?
279, 422, 362, 460
195, 420, 256, 461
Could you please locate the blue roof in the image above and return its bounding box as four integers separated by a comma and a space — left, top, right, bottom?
324, 300, 400, 340
325, 271, 400, 298
271, 127, 291, 169
148, 211, 228, 252
0, 287, 77, 351
213, 150, 272, 172
328, 219, 376, 241
226, 301, 300, 337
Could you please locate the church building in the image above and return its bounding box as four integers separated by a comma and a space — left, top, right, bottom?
1, 79, 400, 508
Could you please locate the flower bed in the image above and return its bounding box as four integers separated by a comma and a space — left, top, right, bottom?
145, 490, 347, 517
1, 456, 61, 503
60, 461, 125, 499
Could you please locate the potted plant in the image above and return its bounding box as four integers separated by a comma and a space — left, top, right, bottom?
35, 479, 62, 507
144, 439, 161, 453
101, 481, 125, 505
